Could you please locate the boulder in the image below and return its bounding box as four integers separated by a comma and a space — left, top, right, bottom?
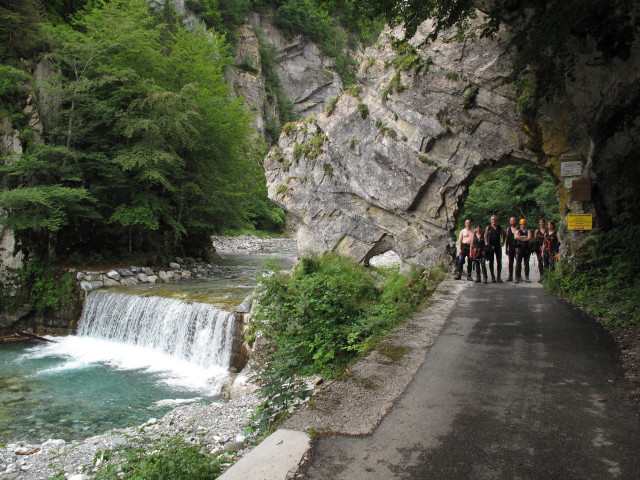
106, 270, 121, 281
80, 280, 103, 291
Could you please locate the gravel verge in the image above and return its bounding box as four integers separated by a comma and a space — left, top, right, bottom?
281, 279, 470, 436
0, 395, 261, 480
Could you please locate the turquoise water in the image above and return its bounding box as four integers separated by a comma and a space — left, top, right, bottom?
0, 243, 298, 445
0, 340, 215, 444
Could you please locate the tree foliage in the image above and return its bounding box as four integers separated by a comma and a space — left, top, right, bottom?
458, 164, 560, 229
1, 0, 284, 260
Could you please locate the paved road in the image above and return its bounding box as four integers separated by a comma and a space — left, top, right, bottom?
297, 283, 640, 479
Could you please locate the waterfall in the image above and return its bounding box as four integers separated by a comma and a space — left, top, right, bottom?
77, 291, 237, 370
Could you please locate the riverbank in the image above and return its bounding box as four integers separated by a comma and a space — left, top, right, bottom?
0, 394, 260, 479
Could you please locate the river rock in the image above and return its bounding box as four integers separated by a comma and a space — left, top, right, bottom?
106, 270, 120, 281
80, 280, 103, 292
169, 262, 180, 270
118, 269, 133, 277
174, 257, 184, 264
103, 278, 120, 288
146, 275, 157, 284
158, 271, 172, 282
130, 266, 141, 273
120, 277, 138, 286
144, 267, 153, 276
181, 271, 192, 279
137, 273, 148, 283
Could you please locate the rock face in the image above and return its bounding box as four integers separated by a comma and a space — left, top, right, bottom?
225, 11, 342, 138
265, 20, 640, 266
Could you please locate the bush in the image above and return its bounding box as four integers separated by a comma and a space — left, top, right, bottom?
545, 225, 640, 326
93, 436, 226, 480
253, 253, 446, 377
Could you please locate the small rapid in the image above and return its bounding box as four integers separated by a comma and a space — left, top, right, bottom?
78, 291, 237, 372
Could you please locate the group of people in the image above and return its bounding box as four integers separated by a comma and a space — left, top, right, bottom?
454, 215, 561, 284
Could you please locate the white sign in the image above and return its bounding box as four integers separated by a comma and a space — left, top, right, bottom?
561, 161, 582, 177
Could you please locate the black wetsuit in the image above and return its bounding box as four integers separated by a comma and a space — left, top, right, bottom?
534, 228, 546, 276
471, 233, 488, 281
544, 230, 560, 270
515, 228, 531, 281
506, 226, 518, 280
485, 224, 504, 280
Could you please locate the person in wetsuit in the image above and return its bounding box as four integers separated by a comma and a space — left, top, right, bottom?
454, 218, 475, 280
514, 218, 533, 283
533, 218, 547, 282
505, 217, 519, 281
543, 220, 561, 271
470, 224, 488, 283
484, 215, 505, 282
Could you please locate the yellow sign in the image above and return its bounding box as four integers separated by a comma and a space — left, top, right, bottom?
567, 213, 593, 230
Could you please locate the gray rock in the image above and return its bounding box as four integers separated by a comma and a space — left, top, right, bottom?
80, 281, 103, 292
146, 275, 157, 284
103, 278, 120, 288
137, 273, 148, 283
120, 277, 138, 286
106, 270, 121, 281
158, 271, 172, 283
144, 267, 154, 276
181, 271, 192, 279
169, 262, 181, 270
118, 269, 133, 277
174, 257, 184, 264
130, 266, 141, 273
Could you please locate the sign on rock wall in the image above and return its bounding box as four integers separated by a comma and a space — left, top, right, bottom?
567, 214, 593, 230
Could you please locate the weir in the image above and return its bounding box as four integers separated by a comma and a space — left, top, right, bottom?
77, 291, 237, 370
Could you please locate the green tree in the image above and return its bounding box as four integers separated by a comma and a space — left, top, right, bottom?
458, 164, 560, 229
1, 0, 282, 260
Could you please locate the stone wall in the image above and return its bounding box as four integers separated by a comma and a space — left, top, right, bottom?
75, 257, 220, 292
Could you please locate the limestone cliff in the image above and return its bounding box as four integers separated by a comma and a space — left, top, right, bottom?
264, 20, 640, 267
225, 11, 343, 139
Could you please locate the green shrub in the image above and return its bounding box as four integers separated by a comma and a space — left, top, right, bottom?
253, 253, 446, 378
93, 436, 226, 480
545, 225, 640, 326
357, 102, 369, 119
462, 83, 480, 109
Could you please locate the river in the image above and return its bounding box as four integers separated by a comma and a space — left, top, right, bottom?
0, 237, 297, 444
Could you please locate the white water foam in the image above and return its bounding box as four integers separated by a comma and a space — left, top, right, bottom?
22, 291, 238, 395
151, 397, 202, 409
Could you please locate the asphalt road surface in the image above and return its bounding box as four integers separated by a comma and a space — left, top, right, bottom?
297, 283, 640, 479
